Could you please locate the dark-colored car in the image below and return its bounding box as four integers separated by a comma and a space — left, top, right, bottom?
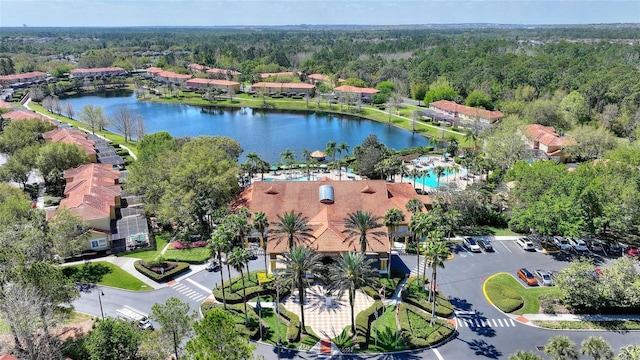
248, 251, 258, 260
205, 260, 220, 272
607, 242, 622, 256
517, 268, 538, 286
478, 239, 494, 252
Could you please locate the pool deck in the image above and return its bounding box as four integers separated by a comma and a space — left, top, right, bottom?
252, 168, 362, 182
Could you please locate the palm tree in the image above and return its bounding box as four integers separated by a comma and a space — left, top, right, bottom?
325, 140, 337, 164
209, 224, 233, 310
274, 246, 322, 334
423, 234, 447, 324
253, 211, 270, 273
581, 336, 613, 360
280, 148, 295, 177
420, 169, 430, 194
433, 166, 446, 188
342, 210, 386, 254
409, 168, 421, 189
301, 149, 312, 178
227, 247, 250, 324
508, 351, 543, 360
443, 210, 461, 242
336, 142, 349, 179
617, 345, 640, 360
327, 252, 379, 336
246, 152, 261, 177
269, 210, 315, 250
464, 129, 479, 154
544, 336, 579, 360
383, 208, 405, 278
409, 212, 434, 287
405, 198, 424, 215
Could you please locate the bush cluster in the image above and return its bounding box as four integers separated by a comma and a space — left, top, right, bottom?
201, 303, 260, 339
355, 300, 384, 350
400, 278, 454, 317
397, 303, 455, 349
134, 260, 189, 282
277, 304, 300, 343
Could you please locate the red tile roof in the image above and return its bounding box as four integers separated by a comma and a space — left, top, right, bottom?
146, 67, 164, 74
57, 163, 121, 221
188, 63, 209, 71
2, 109, 56, 125
309, 74, 330, 82
0, 354, 20, 360
42, 128, 96, 157
429, 100, 504, 120
234, 179, 429, 254
157, 71, 192, 80
0, 100, 13, 110
252, 82, 315, 89
206, 68, 242, 76
186, 78, 240, 87
0, 71, 47, 82
524, 124, 576, 148
334, 85, 380, 95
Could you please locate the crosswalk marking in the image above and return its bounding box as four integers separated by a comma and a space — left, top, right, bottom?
171, 283, 208, 302
456, 317, 517, 328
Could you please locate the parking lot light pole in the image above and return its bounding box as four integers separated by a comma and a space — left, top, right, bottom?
98, 286, 105, 320
276, 282, 281, 359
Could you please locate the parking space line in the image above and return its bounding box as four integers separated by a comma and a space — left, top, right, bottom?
500, 242, 513, 253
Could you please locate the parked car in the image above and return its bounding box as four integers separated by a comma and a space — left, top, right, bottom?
554, 236, 572, 251
587, 239, 604, 252
535, 270, 554, 286
571, 239, 589, 252
478, 239, 494, 252
463, 237, 482, 252
626, 247, 639, 258
517, 268, 538, 286
516, 238, 535, 251
205, 260, 220, 272
248, 251, 258, 260
607, 242, 622, 256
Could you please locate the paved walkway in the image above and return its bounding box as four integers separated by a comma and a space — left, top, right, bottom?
517, 313, 640, 323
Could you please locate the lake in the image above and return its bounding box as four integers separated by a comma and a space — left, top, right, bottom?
64, 92, 430, 163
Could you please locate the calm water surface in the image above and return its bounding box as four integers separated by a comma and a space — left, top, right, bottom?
65, 93, 429, 163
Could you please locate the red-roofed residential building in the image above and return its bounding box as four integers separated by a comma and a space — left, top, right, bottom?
1, 109, 57, 126
234, 179, 430, 274
0, 100, 13, 111
308, 74, 331, 84
188, 63, 210, 73
334, 85, 380, 99
251, 82, 315, 96
69, 67, 127, 79
48, 163, 122, 252
429, 100, 504, 125
186, 78, 241, 92
145, 67, 164, 76
43, 128, 97, 162
0, 354, 20, 360
154, 71, 192, 86
0, 71, 48, 87
206, 67, 242, 80
523, 124, 576, 162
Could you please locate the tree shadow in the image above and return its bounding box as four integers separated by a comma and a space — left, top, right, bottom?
63, 263, 112, 284
449, 297, 473, 312
458, 338, 503, 359
448, 297, 496, 337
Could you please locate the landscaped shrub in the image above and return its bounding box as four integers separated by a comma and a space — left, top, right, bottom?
400, 278, 454, 317
355, 300, 384, 350
257, 272, 274, 285
202, 303, 260, 339
134, 260, 189, 282
212, 271, 289, 304
171, 240, 207, 249
277, 304, 301, 343
485, 280, 524, 313
397, 302, 455, 349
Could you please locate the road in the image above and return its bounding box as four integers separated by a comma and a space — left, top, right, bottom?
73, 241, 639, 359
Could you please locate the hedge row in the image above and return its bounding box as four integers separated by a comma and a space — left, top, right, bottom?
134, 260, 190, 282
398, 302, 455, 349
355, 300, 384, 350
400, 278, 454, 317
362, 271, 406, 300
277, 304, 301, 343
212, 271, 291, 304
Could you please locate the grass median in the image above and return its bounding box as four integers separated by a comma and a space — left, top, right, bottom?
484, 273, 561, 314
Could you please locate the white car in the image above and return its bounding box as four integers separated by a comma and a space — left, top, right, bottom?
571, 239, 588, 252
516, 238, 535, 251
463, 237, 482, 252
554, 236, 572, 251
535, 270, 554, 286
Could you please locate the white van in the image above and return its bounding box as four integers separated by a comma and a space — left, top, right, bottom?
117, 307, 154, 330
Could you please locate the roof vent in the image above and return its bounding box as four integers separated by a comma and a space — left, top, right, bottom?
319, 185, 334, 204
360, 185, 376, 194
264, 186, 279, 195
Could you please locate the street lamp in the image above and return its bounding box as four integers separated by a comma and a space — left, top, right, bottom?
97, 286, 105, 320
275, 282, 281, 359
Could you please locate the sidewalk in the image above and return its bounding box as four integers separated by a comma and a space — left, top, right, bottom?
517, 313, 640, 322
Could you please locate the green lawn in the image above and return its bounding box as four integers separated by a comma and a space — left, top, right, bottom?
62, 261, 151, 291
369, 306, 406, 352
485, 273, 562, 314
122, 232, 170, 262
163, 246, 210, 264
533, 320, 640, 330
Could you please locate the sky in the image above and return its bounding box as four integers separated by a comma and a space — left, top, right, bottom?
1, 0, 638, 27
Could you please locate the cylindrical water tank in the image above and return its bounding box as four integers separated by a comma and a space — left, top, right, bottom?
319, 185, 334, 204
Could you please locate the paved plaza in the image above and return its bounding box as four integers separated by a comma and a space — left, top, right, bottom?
281, 284, 375, 338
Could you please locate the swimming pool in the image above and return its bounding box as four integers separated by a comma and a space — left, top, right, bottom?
404, 167, 457, 188
263, 175, 319, 182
